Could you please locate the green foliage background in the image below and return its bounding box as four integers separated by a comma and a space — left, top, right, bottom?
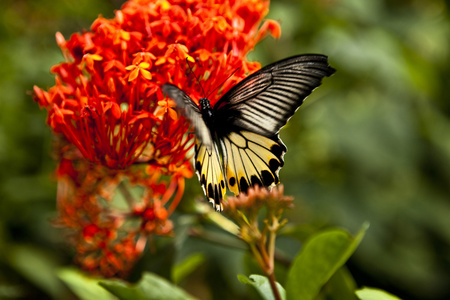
0, 0, 449, 299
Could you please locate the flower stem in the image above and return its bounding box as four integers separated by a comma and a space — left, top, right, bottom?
268, 271, 282, 300
266, 216, 282, 300
118, 180, 134, 207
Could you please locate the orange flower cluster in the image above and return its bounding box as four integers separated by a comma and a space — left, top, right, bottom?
55, 156, 181, 277
33, 0, 280, 277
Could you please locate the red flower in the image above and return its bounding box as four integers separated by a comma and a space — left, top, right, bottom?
34, 0, 280, 277
55, 156, 179, 277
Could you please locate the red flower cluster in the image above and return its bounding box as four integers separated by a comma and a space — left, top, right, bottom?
55, 156, 181, 277
33, 0, 280, 277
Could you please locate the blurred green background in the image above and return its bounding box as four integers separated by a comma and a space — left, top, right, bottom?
1, 0, 449, 299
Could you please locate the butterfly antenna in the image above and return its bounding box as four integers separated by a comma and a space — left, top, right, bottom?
206, 66, 241, 99
186, 57, 207, 98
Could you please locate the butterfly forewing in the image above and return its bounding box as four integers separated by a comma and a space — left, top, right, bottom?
162, 83, 214, 150
214, 55, 336, 138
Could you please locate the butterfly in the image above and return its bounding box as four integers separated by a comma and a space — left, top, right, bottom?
163, 54, 335, 211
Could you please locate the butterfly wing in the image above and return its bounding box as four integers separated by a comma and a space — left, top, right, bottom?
220, 131, 286, 195
162, 83, 226, 210
162, 83, 214, 149
195, 140, 226, 211
214, 55, 336, 138
214, 55, 335, 195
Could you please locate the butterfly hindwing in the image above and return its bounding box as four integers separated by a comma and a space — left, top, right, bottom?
221, 131, 286, 196
195, 139, 226, 211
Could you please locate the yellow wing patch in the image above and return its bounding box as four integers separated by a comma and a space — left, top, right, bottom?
221, 131, 286, 196
195, 139, 226, 211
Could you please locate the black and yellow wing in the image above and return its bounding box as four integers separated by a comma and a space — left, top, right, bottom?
214, 55, 335, 198
194, 140, 226, 211
220, 131, 286, 196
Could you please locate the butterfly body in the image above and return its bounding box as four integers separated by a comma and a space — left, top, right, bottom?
198, 98, 217, 135
163, 55, 335, 211
199, 98, 212, 120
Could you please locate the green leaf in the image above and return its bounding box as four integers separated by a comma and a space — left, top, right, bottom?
7, 245, 66, 299
285, 223, 368, 300
172, 253, 205, 284
322, 267, 358, 300
238, 274, 286, 300
58, 268, 117, 300
100, 272, 198, 300
98, 280, 141, 300
355, 287, 402, 300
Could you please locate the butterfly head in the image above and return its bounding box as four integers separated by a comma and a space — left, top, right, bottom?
199, 98, 211, 111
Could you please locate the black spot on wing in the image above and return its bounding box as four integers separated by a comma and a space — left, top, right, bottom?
250, 175, 263, 187
207, 183, 214, 198
269, 159, 281, 173
239, 177, 249, 193
196, 161, 202, 173
214, 185, 220, 205
201, 174, 206, 185
261, 170, 275, 186
271, 143, 286, 159
229, 177, 236, 187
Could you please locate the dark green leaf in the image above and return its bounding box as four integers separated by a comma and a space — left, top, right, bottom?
322, 267, 358, 300
7, 245, 66, 299
285, 224, 368, 300
100, 272, 198, 300
171, 253, 205, 284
